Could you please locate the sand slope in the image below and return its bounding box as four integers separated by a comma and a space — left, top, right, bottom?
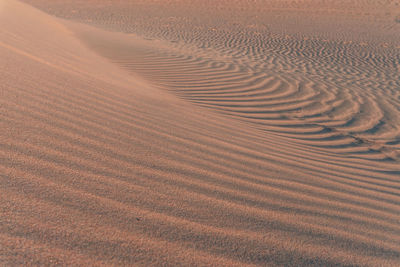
1, 0, 400, 266
22, 0, 400, 162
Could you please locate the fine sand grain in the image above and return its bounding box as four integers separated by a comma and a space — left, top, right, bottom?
2, 0, 400, 266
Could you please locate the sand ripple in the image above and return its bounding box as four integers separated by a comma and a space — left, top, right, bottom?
2, 1, 400, 266
80, 28, 400, 162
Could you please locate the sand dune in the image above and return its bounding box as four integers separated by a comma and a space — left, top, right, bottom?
2, 0, 400, 266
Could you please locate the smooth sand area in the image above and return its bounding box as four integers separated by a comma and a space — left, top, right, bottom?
1, 0, 400, 266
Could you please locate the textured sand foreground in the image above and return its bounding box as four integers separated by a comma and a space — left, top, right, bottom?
1, 0, 400, 266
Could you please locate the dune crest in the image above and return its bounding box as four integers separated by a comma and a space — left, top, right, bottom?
1, 0, 400, 266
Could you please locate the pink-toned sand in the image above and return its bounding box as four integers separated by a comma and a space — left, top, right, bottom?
1, 0, 400, 266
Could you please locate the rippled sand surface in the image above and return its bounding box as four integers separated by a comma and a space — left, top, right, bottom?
2, 0, 400, 266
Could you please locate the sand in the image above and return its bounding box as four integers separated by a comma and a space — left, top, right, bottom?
1, 0, 400, 266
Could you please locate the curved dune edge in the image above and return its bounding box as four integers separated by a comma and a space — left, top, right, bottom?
71, 15, 400, 163
1, 1, 400, 266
